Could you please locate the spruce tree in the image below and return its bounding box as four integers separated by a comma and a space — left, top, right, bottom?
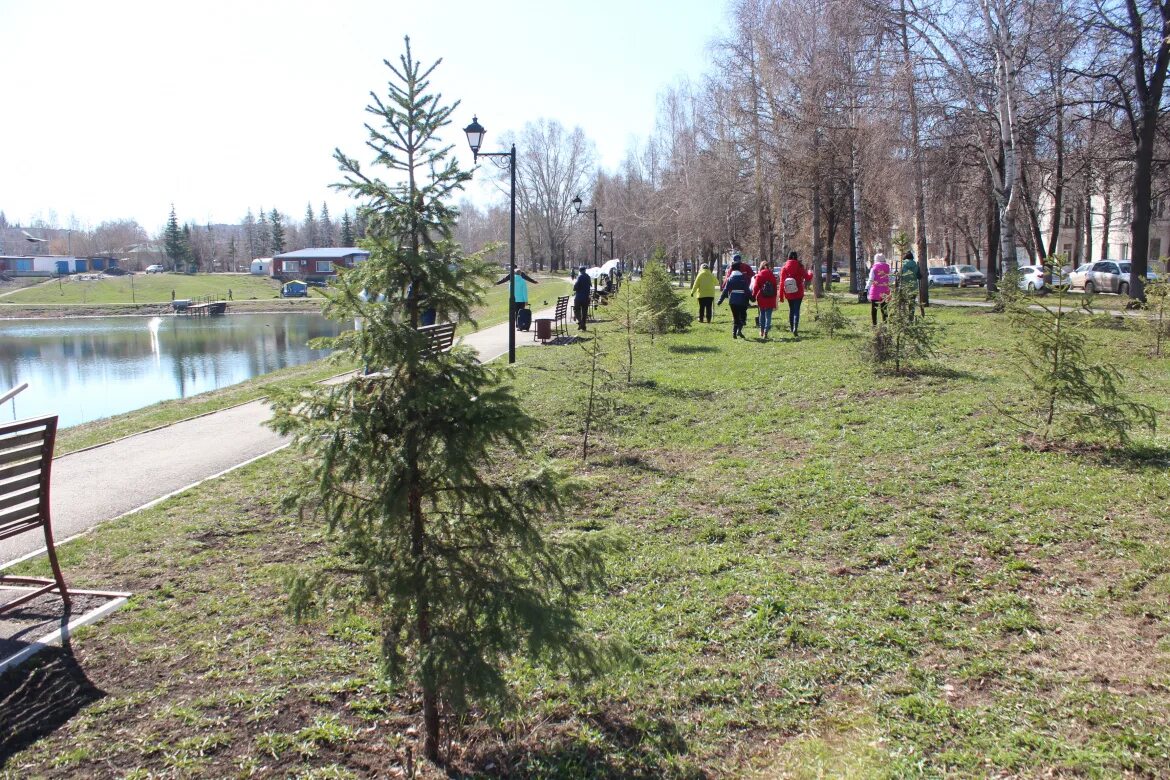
637, 251, 692, 341
304, 202, 317, 247
270, 209, 286, 254
340, 211, 354, 246
257, 209, 272, 257
163, 204, 186, 270
267, 37, 607, 765
319, 202, 335, 247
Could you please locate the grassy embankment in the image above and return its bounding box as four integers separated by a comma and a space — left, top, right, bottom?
4, 296, 1168, 778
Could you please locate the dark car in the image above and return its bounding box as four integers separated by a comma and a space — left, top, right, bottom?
820, 266, 841, 283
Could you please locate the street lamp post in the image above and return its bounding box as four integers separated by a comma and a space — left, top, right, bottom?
598, 225, 614, 262
571, 195, 599, 269
463, 116, 518, 364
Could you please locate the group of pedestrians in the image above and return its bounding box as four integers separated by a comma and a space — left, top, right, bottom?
690, 248, 925, 339
691, 251, 813, 340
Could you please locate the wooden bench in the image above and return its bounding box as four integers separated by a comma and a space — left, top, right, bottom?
418, 322, 456, 358
0, 415, 70, 615
553, 296, 570, 337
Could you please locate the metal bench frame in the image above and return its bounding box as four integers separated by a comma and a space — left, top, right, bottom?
0, 415, 70, 615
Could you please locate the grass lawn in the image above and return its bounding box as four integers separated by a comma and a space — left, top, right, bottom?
3, 295, 1169, 777
0, 273, 286, 305
927, 284, 1136, 311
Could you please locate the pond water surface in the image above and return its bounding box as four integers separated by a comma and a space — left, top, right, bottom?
0, 313, 346, 428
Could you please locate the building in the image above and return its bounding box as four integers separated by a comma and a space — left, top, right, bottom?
0, 255, 118, 275
1037, 181, 1170, 272
271, 248, 369, 281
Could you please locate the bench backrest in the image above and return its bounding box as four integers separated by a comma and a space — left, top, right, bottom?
555, 296, 569, 317
0, 415, 56, 542
418, 322, 457, 358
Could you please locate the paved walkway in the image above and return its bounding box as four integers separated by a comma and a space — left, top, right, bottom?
1, 308, 559, 566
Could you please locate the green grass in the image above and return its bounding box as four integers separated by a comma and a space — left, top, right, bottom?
3, 295, 1169, 777
1, 273, 286, 305
928, 284, 1135, 311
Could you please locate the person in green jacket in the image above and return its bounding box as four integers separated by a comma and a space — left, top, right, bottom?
899, 251, 922, 321
690, 262, 718, 322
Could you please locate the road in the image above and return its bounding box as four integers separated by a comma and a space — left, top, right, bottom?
1, 307, 558, 566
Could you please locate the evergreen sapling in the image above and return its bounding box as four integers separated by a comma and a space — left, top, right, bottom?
266, 38, 609, 765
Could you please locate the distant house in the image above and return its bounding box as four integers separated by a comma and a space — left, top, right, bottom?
272, 247, 369, 281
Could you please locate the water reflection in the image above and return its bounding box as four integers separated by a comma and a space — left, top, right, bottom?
0, 313, 345, 428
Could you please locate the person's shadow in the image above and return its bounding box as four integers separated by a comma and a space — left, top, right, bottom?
0, 637, 104, 767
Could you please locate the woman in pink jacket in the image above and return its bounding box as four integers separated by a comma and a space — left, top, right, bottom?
778, 251, 813, 337
750, 260, 779, 339
866, 252, 891, 326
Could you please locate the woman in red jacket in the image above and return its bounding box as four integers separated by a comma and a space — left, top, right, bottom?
778, 250, 813, 338
750, 260, 778, 339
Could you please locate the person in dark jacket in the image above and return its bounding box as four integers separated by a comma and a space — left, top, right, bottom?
572, 266, 592, 331
717, 267, 752, 339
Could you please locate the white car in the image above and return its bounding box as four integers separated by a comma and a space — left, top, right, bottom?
145, 264, 165, 274
1017, 265, 1047, 291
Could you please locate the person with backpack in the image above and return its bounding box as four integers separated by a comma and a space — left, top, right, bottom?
750, 260, 778, 339
572, 266, 592, 331
778, 250, 813, 337
717, 265, 752, 339
690, 262, 718, 323
866, 251, 891, 326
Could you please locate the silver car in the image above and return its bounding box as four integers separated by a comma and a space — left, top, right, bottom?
1067, 260, 1125, 294
948, 264, 986, 287
927, 266, 960, 287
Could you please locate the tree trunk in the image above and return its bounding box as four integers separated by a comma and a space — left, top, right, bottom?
811, 181, 824, 299
900, 0, 929, 307
986, 194, 1000, 294
1100, 180, 1112, 260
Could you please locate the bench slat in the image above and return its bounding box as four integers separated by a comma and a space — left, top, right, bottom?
0, 440, 46, 467
0, 481, 40, 513
0, 457, 43, 483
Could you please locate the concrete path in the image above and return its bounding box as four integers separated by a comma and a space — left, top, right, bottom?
1, 308, 558, 566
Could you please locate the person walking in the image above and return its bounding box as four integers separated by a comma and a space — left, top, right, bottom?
572, 266, 592, 331
899, 250, 922, 321
690, 262, 718, 323
717, 265, 752, 339
866, 252, 891, 326
750, 260, 778, 339
778, 250, 812, 337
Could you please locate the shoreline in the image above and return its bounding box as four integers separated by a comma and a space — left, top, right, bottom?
0, 301, 326, 321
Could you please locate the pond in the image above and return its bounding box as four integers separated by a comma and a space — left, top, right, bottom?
0, 313, 347, 428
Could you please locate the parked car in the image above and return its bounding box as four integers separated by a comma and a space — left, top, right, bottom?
145, 264, 165, 274
1065, 260, 1148, 295
820, 265, 841, 283
926, 266, 960, 287
1119, 262, 1159, 294
1017, 265, 1044, 291
948, 264, 985, 287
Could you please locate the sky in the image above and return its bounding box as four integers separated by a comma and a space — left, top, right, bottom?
0, 0, 729, 233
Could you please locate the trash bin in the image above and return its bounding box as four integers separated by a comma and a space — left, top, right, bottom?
534, 317, 553, 343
